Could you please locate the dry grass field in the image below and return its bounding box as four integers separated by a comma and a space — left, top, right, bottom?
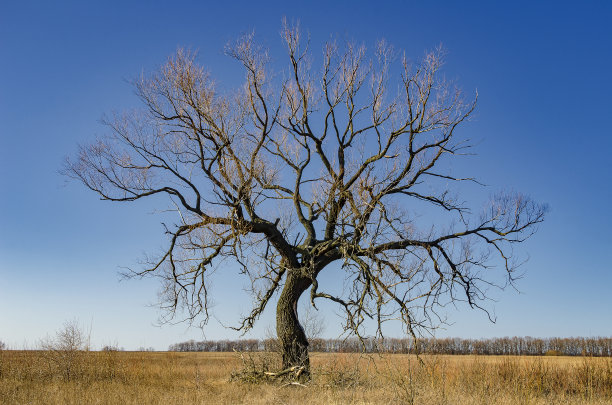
1, 350, 611, 404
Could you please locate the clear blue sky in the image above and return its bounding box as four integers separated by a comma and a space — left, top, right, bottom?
1, 0, 611, 350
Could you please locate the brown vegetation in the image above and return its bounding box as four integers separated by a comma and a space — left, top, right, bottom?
1, 350, 611, 404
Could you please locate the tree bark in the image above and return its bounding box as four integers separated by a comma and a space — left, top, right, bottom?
276, 271, 311, 378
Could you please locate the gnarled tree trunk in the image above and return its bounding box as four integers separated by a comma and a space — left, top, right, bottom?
276, 272, 311, 378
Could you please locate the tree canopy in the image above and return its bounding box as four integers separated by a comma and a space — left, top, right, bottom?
65, 22, 546, 371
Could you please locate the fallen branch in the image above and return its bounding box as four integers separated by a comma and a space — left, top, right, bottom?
263, 365, 304, 378
282, 381, 307, 388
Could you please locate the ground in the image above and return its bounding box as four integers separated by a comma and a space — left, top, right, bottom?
1, 350, 611, 404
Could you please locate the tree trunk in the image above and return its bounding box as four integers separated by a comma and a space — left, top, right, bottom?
276, 272, 311, 378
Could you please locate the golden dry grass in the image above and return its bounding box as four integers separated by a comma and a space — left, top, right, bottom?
1, 349, 611, 404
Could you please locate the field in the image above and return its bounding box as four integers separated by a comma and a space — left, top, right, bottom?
1, 350, 612, 404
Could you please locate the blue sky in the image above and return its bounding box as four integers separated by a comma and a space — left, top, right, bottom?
1, 1, 611, 350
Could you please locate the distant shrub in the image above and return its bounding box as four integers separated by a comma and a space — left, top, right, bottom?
39, 319, 88, 381
545, 350, 562, 356
0, 340, 5, 378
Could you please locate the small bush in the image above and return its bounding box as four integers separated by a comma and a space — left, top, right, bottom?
0, 340, 5, 378
39, 319, 87, 381
230, 349, 283, 383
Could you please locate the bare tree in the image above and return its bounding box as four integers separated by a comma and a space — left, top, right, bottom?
64, 22, 546, 377
39, 319, 87, 381
301, 304, 326, 341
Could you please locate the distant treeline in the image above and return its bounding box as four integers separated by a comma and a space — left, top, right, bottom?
168, 336, 612, 357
